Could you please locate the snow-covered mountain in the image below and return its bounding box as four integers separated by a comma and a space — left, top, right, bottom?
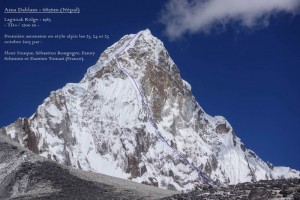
1, 29, 299, 191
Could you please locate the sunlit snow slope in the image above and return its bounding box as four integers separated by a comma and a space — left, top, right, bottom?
1, 29, 299, 191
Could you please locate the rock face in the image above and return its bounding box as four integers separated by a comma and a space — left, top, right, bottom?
0, 134, 176, 199
1, 29, 299, 191
161, 179, 300, 200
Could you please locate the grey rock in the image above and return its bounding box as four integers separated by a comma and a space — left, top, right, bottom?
162, 179, 300, 200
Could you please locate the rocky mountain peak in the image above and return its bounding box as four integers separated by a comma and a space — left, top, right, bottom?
1, 29, 299, 191
84, 29, 180, 83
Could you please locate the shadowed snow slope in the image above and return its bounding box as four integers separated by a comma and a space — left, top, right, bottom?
1, 29, 299, 191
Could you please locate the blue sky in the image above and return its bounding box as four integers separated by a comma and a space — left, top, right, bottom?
1, 0, 299, 170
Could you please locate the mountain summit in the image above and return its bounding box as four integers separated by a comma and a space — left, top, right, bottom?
1, 29, 299, 191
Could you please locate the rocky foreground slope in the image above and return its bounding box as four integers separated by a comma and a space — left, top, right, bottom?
1, 29, 299, 191
0, 134, 176, 200
162, 179, 300, 200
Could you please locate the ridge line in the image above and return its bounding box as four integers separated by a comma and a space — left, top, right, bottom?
114, 32, 215, 186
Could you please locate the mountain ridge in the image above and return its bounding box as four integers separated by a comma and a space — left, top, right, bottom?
1, 29, 299, 191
